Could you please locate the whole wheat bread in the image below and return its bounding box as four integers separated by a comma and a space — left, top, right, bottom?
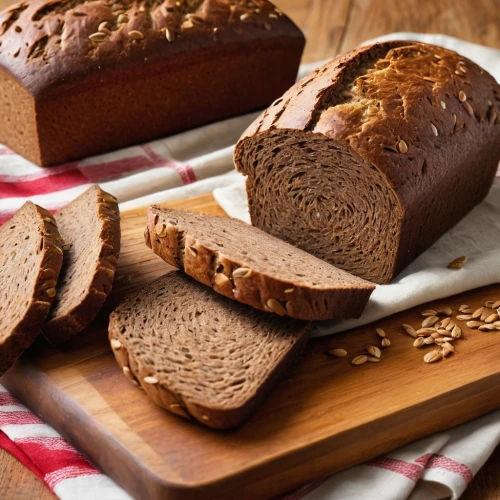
0, 202, 63, 375
234, 41, 500, 283
43, 185, 121, 345
109, 272, 310, 429
145, 207, 374, 321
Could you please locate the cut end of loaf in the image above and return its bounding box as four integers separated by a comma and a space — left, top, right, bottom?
109, 272, 310, 429
146, 207, 375, 320
0, 202, 63, 375
235, 130, 401, 283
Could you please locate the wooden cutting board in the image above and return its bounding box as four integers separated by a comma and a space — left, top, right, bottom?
2, 193, 500, 500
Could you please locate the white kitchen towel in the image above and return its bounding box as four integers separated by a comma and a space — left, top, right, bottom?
1, 32, 500, 500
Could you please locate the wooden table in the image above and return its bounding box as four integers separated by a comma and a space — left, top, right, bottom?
1, 0, 499, 498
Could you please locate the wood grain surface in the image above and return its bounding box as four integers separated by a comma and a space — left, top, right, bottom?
2, 194, 500, 499
0, 0, 499, 498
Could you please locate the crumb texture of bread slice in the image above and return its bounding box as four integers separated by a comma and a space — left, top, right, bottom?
0, 202, 63, 375
145, 207, 374, 320
109, 272, 310, 429
43, 185, 120, 345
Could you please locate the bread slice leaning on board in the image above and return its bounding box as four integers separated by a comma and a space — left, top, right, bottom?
0, 202, 63, 375
109, 272, 311, 430
43, 185, 121, 346
234, 40, 500, 284
145, 207, 375, 321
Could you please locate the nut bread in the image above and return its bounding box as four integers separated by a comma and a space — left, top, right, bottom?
43, 185, 121, 345
109, 272, 310, 429
234, 41, 500, 283
0, 202, 63, 375
0, 0, 304, 166
145, 207, 375, 320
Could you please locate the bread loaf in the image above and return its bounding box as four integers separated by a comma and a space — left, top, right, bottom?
43, 185, 121, 345
109, 272, 310, 429
146, 207, 375, 320
234, 41, 500, 283
0, 0, 304, 167
0, 202, 63, 375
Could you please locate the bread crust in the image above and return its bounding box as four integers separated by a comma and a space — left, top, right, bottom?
146, 206, 374, 321
0, 203, 63, 375
234, 41, 500, 283
0, 0, 304, 166
43, 186, 120, 345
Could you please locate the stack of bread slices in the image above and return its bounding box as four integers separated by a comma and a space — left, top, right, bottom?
109, 207, 375, 429
0, 185, 120, 375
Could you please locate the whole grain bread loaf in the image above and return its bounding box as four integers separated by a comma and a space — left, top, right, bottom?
145, 207, 375, 320
109, 272, 310, 429
0, 0, 304, 167
43, 186, 120, 345
0, 202, 63, 375
234, 41, 500, 284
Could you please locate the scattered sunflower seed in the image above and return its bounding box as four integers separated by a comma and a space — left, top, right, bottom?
447, 256, 467, 269
352, 355, 368, 366
424, 350, 442, 363
403, 324, 417, 337
466, 321, 483, 329
485, 313, 499, 324
416, 328, 437, 336
451, 325, 462, 338
441, 348, 453, 357
459, 304, 471, 313
436, 306, 453, 316
422, 309, 438, 316
442, 341, 455, 352
366, 345, 381, 358
376, 328, 386, 338
424, 336, 435, 344
381, 338, 391, 347
493, 301, 500, 309
422, 315, 440, 328
367, 356, 380, 363
326, 348, 347, 357
413, 337, 425, 347
445, 321, 455, 332
456, 314, 473, 321
472, 307, 485, 319
479, 324, 496, 332
440, 317, 452, 328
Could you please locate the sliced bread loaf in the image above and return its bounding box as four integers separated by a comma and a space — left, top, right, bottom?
43, 185, 121, 345
145, 207, 375, 321
0, 202, 63, 375
109, 272, 310, 429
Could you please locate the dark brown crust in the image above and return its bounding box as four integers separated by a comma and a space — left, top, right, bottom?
0, 203, 63, 375
0, 0, 304, 166
234, 41, 500, 283
43, 186, 120, 345
108, 273, 311, 430
146, 206, 374, 321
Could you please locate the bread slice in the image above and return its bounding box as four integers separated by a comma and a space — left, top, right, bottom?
145, 207, 375, 321
43, 185, 121, 345
109, 272, 310, 429
0, 202, 63, 375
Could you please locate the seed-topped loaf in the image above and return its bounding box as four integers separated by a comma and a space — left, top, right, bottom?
145, 207, 375, 320
43, 185, 120, 345
0, 202, 63, 375
0, 0, 304, 166
234, 41, 500, 283
109, 272, 310, 429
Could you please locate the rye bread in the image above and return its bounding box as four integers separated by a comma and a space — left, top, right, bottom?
43, 185, 121, 345
0, 202, 63, 375
145, 207, 374, 321
234, 41, 500, 283
109, 272, 310, 429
